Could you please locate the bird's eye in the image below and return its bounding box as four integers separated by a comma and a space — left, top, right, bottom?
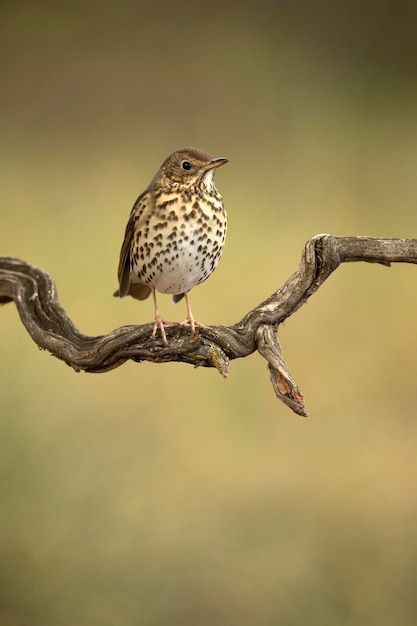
181, 160, 192, 170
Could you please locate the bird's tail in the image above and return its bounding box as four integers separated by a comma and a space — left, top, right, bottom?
113, 283, 152, 301
172, 293, 185, 304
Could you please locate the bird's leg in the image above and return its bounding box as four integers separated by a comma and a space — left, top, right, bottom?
151, 288, 181, 345
181, 292, 207, 341
151, 287, 169, 346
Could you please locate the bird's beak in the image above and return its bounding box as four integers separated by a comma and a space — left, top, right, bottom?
206, 157, 228, 170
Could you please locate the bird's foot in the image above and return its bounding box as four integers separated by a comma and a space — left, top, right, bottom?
180, 318, 207, 342
152, 315, 180, 346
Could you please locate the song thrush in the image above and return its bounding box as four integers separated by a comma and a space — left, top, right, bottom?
114, 147, 228, 345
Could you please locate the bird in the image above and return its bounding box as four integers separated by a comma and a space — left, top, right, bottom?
114, 147, 228, 345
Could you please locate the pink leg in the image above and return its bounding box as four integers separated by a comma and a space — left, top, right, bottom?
182, 292, 207, 340
151, 287, 168, 346
151, 288, 182, 345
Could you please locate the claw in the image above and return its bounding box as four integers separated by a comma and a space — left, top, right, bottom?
152, 313, 168, 346
151, 287, 178, 346
180, 292, 207, 340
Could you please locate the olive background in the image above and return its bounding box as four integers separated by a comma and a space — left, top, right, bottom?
1, 1, 417, 624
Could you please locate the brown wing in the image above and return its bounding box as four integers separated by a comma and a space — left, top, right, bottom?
115, 191, 149, 298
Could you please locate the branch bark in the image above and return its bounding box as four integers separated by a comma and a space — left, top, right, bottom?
1, 235, 416, 417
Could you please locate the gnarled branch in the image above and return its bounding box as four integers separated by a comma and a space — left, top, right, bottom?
1, 235, 416, 417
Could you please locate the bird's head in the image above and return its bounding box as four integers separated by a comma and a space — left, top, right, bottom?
151, 147, 228, 190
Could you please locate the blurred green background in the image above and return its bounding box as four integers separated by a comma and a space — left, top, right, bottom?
1, 1, 417, 624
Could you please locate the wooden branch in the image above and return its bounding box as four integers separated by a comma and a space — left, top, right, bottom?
1, 235, 416, 417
